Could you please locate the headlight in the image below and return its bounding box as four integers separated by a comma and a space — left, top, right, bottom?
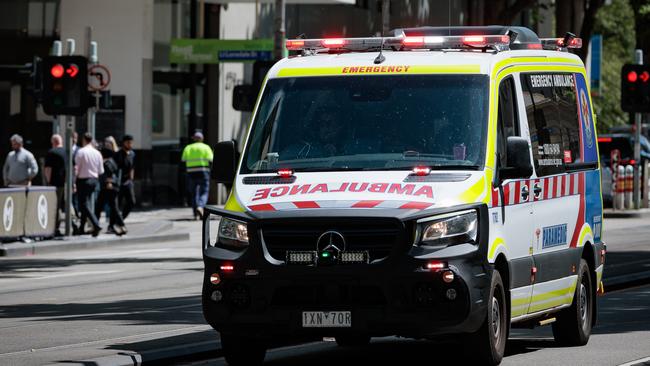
217, 217, 249, 248
415, 210, 478, 247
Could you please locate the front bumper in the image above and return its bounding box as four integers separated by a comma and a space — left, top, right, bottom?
201, 204, 492, 338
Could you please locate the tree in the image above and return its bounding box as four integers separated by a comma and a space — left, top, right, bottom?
591, 0, 636, 132
466, 0, 537, 26
555, 0, 606, 60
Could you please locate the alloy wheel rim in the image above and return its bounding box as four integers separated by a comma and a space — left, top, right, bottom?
492, 296, 501, 340
579, 281, 588, 328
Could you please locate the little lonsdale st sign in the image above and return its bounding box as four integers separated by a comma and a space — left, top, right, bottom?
170, 39, 274, 64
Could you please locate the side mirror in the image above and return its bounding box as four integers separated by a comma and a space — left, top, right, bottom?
212, 140, 239, 184
232, 85, 256, 112
500, 136, 533, 180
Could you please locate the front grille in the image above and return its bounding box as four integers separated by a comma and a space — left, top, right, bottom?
260, 220, 403, 262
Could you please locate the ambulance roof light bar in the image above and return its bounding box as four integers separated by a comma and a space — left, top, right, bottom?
540, 32, 582, 51
286, 34, 511, 53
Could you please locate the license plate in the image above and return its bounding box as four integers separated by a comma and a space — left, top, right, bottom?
302, 311, 351, 328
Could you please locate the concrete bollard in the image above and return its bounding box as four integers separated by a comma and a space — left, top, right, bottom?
625, 164, 634, 210
615, 165, 625, 210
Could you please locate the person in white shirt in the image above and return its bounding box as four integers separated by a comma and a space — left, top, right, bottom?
74, 133, 104, 237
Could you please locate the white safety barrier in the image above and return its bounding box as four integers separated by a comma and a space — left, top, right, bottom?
625, 164, 634, 210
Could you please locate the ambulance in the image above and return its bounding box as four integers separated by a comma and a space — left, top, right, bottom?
201, 26, 605, 366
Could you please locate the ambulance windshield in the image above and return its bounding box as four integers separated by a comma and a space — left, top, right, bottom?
241, 74, 488, 174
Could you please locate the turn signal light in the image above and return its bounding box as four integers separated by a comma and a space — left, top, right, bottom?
210, 273, 221, 285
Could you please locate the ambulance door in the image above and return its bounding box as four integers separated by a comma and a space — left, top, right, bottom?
496, 75, 535, 319
520, 72, 582, 315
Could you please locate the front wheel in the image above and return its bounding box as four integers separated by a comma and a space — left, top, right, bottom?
552, 258, 593, 346
468, 270, 508, 366
221, 334, 267, 366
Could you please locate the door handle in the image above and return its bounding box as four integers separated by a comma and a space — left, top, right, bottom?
520, 184, 530, 201
533, 183, 542, 199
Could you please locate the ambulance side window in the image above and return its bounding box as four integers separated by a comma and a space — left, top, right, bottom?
497, 77, 519, 169
520, 73, 582, 176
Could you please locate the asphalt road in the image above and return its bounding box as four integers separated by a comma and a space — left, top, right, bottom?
178, 284, 650, 366
0, 216, 213, 366
1, 212, 649, 366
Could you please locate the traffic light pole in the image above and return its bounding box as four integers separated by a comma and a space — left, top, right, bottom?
64, 116, 75, 236
634, 49, 643, 209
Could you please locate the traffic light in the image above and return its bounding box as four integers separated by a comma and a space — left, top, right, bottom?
42, 56, 88, 116
621, 64, 650, 113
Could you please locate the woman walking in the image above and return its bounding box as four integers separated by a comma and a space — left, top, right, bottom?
95, 148, 127, 235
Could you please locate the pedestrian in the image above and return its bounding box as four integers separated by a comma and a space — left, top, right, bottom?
44, 134, 66, 236
74, 133, 103, 237
181, 131, 213, 219
114, 134, 136, 219
2, 134, 38, 186
95, 148, 127, 236
104, 136, 119, 152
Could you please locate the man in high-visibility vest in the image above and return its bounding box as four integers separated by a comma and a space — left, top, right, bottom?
181, 131, 214, 219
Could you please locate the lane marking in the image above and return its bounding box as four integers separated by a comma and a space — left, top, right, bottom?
618, 356, 650, 366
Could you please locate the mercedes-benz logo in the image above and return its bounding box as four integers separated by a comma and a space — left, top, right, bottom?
316, 230, 346, 253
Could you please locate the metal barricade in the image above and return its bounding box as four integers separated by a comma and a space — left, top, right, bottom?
0, 187, 27, 240
24, 186, 57, 238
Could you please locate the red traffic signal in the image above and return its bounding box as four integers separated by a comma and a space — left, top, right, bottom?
627, 70, 638, 83
621, 64, 650, 113
641, 71, 650, 83
50, 64, 64, 78
66, 64, 79, 78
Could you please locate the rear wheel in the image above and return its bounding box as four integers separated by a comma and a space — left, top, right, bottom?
221, 334, 267, 366
469, 270, 508, 366
552, 259, 593, 346
335, 335, 371, 347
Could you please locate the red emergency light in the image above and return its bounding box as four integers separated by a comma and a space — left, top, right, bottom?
321, 38, 346, 47
597, 137, 612, 143
277, 169, 294, 178
426, 261, 445, 270
220, 264, 235, 272
412, 166, 431, 176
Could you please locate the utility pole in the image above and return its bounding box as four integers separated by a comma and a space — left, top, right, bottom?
634, 49, 643, 208
64, 39, 76, 236
273, 0, 286, 61
86, 27, 99, 141
51, 40, 62, 135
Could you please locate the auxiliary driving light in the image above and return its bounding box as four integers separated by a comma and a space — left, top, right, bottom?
210, 273, 221, 285
211, 290, 223, 302
442, 270, 455, 283
340, 251, 369, 264
286, 251, 317, 265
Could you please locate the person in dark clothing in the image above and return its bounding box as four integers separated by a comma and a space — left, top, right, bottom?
114, 135, 136, 219
95, 148, 127, 236
44, 134, 66, 236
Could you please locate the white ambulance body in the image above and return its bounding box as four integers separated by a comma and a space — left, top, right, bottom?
202, 26, 605, 366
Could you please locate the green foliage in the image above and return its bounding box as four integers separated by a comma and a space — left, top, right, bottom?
592, 0, 636, 132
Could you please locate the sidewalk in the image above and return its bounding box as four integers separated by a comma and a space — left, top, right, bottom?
0, 207, 193, 257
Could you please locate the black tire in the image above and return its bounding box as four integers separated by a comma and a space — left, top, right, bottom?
221, 334, 267, 366
335, 335, 371, 347
469, 270, 508, 366
552, 258, 593, 346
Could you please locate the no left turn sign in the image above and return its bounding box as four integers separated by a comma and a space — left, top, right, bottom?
88, 64, 111, 91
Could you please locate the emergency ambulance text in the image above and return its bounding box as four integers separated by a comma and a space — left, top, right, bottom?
341, 65, 411, 74
251, 182, 434, 201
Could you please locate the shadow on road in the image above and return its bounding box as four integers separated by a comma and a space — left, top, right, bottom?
0, 295, 205, 326
0, 257, 201, 276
